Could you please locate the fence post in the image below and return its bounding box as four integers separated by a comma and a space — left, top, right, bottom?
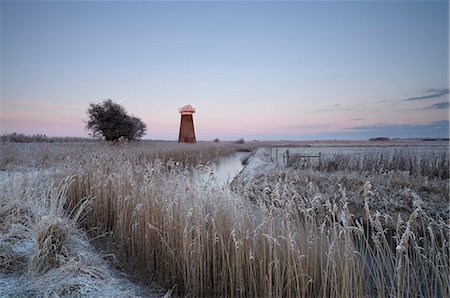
285, 149, 289, 165
318, 152, 322, 168
275, 149, 278, 164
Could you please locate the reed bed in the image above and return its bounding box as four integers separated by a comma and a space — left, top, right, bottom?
288, 149, 449, 179
61, 146, 449, 297
0, 140, 249, 171
240, 150, 448, 222
1, 142, 448, 297
0, 172, 162, 296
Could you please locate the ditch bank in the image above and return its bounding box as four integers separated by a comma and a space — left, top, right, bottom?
231, 147, 449, 222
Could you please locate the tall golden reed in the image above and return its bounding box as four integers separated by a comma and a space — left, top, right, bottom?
64, 147, 449, 297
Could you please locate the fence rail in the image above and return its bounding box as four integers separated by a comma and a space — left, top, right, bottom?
273, 149, 322, 166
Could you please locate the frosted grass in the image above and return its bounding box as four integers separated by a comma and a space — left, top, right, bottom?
1, 141, 448, 297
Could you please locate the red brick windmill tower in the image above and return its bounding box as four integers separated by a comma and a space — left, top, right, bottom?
178, 105, 196, 143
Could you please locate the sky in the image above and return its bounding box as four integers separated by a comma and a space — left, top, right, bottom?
1, 0, 449, 141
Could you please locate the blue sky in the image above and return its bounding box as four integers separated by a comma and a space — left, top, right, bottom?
1, 1, 449, 140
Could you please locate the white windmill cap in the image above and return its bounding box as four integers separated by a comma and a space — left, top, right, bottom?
179, 105, 196, 115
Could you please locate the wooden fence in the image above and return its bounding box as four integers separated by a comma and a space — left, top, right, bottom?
273, 149, 322, 166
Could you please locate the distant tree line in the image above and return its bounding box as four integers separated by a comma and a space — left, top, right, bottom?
369, 137, 391, 141
420, 138, 450, 141
2, 100, 147, 143
0, 133, 93, 143
368, 137, 450, 142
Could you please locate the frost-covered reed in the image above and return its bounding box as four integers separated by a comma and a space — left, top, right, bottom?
0, 140, 247, 171
62, 146, 449, 297
0, 173, 162, 296
288, 149, 449, 179
1, 142, 448, 297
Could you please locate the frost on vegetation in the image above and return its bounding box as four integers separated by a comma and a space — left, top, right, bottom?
232, 148, 276, 187
0, 141, 244, 172
235, 148, 448, 221
63, 147, 449, 297
0, 174, 162, 297
28, 217, 70, 274
0, 142, 448, 297
362, 181, 373, 196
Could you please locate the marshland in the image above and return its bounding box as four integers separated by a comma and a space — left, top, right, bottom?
3, 0, 449, 296
0, 140, 448, 297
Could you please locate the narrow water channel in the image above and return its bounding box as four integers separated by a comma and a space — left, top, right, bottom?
195, 152, 251, 186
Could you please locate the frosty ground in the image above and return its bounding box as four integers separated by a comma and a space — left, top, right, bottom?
0, 140, 448, 297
